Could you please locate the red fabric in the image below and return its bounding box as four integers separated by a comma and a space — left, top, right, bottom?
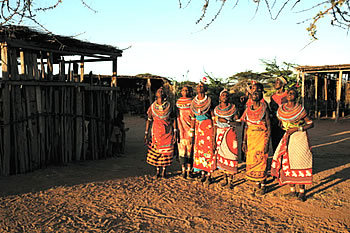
193, 119, 215, 172
272, 91, 288, 106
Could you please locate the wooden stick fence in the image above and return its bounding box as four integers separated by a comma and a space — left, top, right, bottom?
0, 45, 118, 176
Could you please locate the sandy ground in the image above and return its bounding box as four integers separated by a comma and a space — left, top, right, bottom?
0, 115, 349, 232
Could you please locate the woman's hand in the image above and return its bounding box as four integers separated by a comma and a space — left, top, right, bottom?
286, 127, 298, 135
242, 142, 247, 153
144, 134, 149, 145
264, 143, 269, 154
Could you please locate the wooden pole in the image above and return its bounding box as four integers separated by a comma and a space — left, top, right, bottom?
47, 52, 53, 80
112, 59, 117, 87
336, 71, 343, 122
301, 72, 305, 106
1, 42, 10, 175
20, 51, 26, 75
324, 74, 328, 117
314, 74, 319, 119
80, 56, 84, 82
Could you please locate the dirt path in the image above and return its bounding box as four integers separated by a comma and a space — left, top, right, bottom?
0, 116, 349, 232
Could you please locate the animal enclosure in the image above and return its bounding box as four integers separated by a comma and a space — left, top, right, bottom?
0, 26, 122, 176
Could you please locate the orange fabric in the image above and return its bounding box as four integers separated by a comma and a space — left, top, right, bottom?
245, 124, 268, 181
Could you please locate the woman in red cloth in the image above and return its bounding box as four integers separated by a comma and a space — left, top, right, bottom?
241, 83, 271, 194
214, 89, 240, 189
144, 87, 176, 178
190, 79, 215, 183
176, 86, 193, 178
271, 87, 314, 201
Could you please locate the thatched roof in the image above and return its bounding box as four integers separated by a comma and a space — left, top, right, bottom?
296, 64, 350, 73
0, 25, 122, 58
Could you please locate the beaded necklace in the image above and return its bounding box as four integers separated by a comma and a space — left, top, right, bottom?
151, 100, 171, 119
176, 97, 192, 109
245, 101, 267, 124
277, 103, 306, 123
190, 95, 211, 116
214, 103, 237, 118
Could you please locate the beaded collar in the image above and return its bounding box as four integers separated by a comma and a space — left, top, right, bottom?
176, 97, 192, 109
277, 103, 307, 123
151, 100, 171, 119
245, 101, 267, 124
190, 95, 211, 116
214, 103, 237, 118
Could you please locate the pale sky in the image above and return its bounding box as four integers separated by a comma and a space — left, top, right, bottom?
32, 0, 350, 83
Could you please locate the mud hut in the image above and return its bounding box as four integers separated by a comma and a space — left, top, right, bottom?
296, 64, 350, 122
0, 25, 123, 175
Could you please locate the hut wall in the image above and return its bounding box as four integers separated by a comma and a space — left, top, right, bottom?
0, 46, 118, 176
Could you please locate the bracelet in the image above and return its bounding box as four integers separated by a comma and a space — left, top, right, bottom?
190, 128, 195, 132
299, 126, 303, 132
147, 118, 152, 121
145, 131, 148, 134
174, 129, 178, 132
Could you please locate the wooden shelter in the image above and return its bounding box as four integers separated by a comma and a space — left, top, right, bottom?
86, 74, 173, 115
296, 64, 350, 122
0, 25, 123, 175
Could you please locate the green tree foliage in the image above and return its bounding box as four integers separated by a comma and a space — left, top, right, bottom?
260, 58, 299, 95
227, 70, 268, 93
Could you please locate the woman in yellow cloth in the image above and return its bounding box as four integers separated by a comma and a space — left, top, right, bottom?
144, 87, 176, 178
241, 83, 271, 194
176, 86, 193, 179
271, 87, 314, 201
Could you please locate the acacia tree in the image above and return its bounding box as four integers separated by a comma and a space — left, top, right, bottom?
0, 0, 94, 28
179, 0, 350, 39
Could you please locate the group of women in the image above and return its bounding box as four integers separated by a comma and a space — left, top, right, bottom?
144, 76, 314, 201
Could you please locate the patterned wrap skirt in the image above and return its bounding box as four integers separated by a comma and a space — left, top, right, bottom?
193, 119, 215, 172
146, 118, 174, 167
245, 124, 269, 182
271, 131, 313, 185
215, 127, 238, 174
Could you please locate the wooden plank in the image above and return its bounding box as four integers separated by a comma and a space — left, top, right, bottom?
111, 59, 117, 87
1, 42, 11, 175
6, 39, 122, 57
75, 87, 83, 160
314, 74, 318, 119
336, 71, 343, 122
9, 48, 19, 173
324, 75, 328, 117
33, 53, 44, 168
1, 43, 10, 175
19, 51, 29, 172
54, 86, 60, 163
301, 72, 305, 106
80, 56, 84, 82
47, 52, 53, 81
40, 52, 46, 79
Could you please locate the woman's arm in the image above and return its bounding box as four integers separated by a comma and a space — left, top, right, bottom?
144, 109, 152, 145
264, 108, 271, 154
302, 116, 314, 131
